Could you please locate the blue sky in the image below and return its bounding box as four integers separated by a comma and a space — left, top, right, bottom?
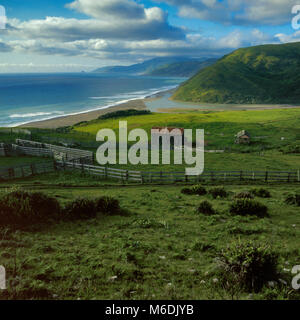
0, 0, 299, 72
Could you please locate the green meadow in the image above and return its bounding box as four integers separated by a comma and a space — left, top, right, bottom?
0, 107, 300, 300
0, 178, 299, 300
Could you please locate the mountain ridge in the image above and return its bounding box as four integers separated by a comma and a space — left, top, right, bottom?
173, 42, 300, 104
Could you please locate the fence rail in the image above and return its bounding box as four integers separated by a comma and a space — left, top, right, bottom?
57, 160, 300, 184
0, 157, 299, 184
15, 139, 94, 163
56, 160, 143, 182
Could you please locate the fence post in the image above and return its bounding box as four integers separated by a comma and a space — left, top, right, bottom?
104, 167, 108, 180
211, 172, 214, 182
21, 166, 25, 178
126, 170, 129, 182
8, 168, 15, 179
160, 171, 163, 183
240, 171, 243, 181
298, 170, 300, 182
30, 164, 36, 176
252, 172, 255, 180
287, 173, 291, 183
265, 171, 268, 182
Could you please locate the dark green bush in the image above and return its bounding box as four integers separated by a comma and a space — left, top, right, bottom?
63, 198, 97, 220
181, 185, 207, 196
181, 187, 193, 195
191, 185, 207, 196
196, 201, 215, 215
217, 241, 279, 292
98, 109, 151, 120
209, 187, 228, 199
95, 196, 121, 215
251, 188, 271, 198
234, 192, 254, 199
0, 190, 61, 226
229, 199, 268, 218
285, 194, 300, 206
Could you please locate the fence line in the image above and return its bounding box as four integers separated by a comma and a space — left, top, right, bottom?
57, 160, 300, 184
56, 160, 143, 183
0, 156, 299, 184
15, 139, 94, 163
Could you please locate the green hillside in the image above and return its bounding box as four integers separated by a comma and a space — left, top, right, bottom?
173, 42, 300, 104
148, 59, 217, 77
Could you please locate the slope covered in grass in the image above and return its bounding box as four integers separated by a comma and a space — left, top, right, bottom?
173, 42, 300, 104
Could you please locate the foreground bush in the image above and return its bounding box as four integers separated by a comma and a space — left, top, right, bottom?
63, 196, 122, 220
196, 201, 215, 215
63, 198, 97, 220
209, 187, 228, 199
95, 196, 121, 215
251, 188, 271, 198
181, 185, 207, 196
285, 194, 300, 206
229, 199, 268, 218
0, 190, 61, 226
217, 241, 279, 292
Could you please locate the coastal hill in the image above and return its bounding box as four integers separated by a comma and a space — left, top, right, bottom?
173, 42, 300, 104
148, 58, 217, 77
92, 57, 217, 77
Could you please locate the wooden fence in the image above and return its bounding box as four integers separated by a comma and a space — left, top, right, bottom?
12, 144, 53, 158
56, 160, 143, 183
140, 170, 300, 183
0, 161, 56, 181
15, 139, 94, 163
57, 160, 300, 184
0, 143, 5, 157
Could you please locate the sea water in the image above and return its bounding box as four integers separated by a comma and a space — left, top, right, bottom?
0, 73, 184, 127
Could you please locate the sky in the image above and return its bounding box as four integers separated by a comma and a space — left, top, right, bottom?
0, 0, 300, 72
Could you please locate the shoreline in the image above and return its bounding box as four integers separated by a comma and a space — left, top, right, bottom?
18, 87, 175, 129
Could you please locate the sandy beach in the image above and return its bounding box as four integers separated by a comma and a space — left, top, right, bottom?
20, 99, 147, 129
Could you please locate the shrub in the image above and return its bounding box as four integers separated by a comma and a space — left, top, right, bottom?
251, 188, 271, 198
95, 196, 121, 215
196, 201, 215, 215
191, 185, 207, 196
181, 185, 207, 196
217, 241, 279, 292
181, 187, 193, 195
63, 198, 97, 220
229, 199, 268, 218
285, 194, 300, 206
209, 187, 228, 199
0, 190, 61, 226
234, 192, 254, 199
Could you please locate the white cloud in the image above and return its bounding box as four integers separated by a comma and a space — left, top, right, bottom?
156, 0, 299, 26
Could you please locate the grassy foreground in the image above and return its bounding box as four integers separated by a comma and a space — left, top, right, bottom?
0, 179, 299, 300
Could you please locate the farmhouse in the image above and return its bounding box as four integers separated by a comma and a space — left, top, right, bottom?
235, 130, 251, 144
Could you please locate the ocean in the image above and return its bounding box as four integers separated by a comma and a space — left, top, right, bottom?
0, 73, 184, 127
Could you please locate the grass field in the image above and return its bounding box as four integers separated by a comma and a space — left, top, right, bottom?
0, 156, 52, 168
0, 180, 299, 300
73, 108, 300, 151
0, 107, 300, 301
